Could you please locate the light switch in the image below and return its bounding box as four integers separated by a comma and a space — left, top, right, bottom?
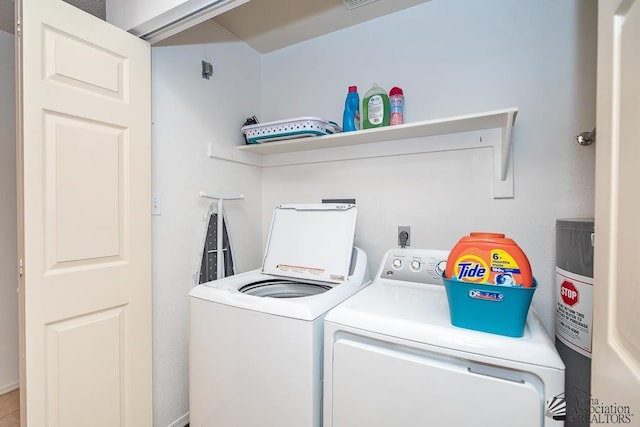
152, 193, 162, 215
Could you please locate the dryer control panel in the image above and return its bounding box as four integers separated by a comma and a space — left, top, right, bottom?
378, 248, 450, 285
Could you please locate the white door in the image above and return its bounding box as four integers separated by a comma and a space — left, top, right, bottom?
16, 0, 152, 425
593, 0, 640, 422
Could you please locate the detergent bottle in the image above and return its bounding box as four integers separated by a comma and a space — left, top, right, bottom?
445, 232, 533, 287
342, 85, 360, 132
362, 83, 390, 129
389, 86, 404, 125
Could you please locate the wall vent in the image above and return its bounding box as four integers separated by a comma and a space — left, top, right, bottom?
343, 0, 380, 10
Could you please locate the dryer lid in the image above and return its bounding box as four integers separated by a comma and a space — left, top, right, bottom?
262, 203, 357, 284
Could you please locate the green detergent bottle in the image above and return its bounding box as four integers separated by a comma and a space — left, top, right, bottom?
362, 83, 390, 128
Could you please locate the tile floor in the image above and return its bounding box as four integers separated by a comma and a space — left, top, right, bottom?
0, 389, 19, 427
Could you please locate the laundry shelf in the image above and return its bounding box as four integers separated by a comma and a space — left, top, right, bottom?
212, 108, 518, 198
239, 108, 516, 155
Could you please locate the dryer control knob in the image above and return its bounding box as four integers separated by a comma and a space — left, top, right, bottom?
392, 259, 403, 269
435, 260, 447, 277
410, 260, 421, 271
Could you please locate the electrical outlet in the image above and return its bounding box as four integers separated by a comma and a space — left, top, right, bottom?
398, 226, 411, 247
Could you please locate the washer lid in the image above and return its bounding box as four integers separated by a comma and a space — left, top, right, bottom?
262, 203, 357, 284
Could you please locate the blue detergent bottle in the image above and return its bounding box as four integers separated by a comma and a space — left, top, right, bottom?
342, 86, 360, 132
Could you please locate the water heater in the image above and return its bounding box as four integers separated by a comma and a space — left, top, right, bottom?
555, 218, 594, 426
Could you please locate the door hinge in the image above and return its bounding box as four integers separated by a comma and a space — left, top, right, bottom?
16, 19, 21, 37
18, 259, 23, 279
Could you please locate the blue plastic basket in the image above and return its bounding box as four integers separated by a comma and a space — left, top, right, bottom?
442, 277, 537, 338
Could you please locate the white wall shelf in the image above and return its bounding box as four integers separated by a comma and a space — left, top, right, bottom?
210, 108, 518, 198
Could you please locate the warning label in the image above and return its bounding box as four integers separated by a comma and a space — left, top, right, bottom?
556, 267, 594, 358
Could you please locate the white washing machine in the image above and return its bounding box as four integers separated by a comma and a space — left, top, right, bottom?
324, 248, 566, 427
189, 204, 371, 427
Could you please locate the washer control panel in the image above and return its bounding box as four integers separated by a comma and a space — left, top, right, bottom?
379, 248, 450, 285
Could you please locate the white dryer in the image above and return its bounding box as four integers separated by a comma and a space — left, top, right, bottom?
324, 248, 565, 427
189, 204, 371, 427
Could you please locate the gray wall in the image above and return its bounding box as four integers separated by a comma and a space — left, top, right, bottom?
0, 29, 18, 395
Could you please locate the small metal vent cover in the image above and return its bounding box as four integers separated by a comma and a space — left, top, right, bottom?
343, 0, 379, 10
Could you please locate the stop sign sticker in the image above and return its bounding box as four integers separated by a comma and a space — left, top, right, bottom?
560, 280, 579, 306
556, 268, 593, 356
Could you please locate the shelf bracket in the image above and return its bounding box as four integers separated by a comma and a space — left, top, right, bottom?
492, 109, 517, 199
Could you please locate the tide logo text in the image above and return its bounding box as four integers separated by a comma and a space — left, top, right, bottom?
457, 262, 487, 280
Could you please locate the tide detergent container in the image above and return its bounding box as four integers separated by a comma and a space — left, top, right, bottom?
445, 232, 533, 287
443, 232, 536, 337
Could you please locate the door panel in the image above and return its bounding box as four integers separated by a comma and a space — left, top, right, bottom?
45, 112, 123, 266
17, 0, 152, 425
331, 339, 542, 427
46, 306, 124, 426
613, 0, 640, 367
43, 26, 127, 99
593, 0, 640, 416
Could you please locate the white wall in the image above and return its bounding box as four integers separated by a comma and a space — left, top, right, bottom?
260, 0, 597, 333
0, 30, 18, 395
151, 21, 263, 426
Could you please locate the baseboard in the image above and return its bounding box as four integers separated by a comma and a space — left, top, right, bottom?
168, 412, 189, 427
0, 381, 19, 395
